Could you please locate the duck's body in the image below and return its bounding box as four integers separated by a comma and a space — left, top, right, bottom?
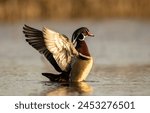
71, 39, 93, 82
23, 25, 94, 82
71, 56, 93, 82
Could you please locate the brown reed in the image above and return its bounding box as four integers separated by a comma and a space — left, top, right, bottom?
0, 0, 150, 22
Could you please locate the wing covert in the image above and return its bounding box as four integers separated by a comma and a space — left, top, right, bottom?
43, 27, 78, 71
23, 25, 78, 72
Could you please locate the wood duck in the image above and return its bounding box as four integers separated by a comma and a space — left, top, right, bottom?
23, 25, 94, 82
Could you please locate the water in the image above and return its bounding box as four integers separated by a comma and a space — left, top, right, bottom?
0, 20, 150, 96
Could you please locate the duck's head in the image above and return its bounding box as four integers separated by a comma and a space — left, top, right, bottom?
72, 27, 94, 44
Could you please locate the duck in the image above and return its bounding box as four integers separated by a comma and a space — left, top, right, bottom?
23, 25, 94, 82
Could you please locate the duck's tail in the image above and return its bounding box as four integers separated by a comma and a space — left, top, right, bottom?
42, 72, 69, 82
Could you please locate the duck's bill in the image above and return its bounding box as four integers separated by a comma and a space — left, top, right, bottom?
87, 32, 94, 37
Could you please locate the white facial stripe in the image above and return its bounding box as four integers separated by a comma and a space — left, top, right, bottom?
72, 38, 77, 44
78, 33, 86, 41
72, 33, 80, 44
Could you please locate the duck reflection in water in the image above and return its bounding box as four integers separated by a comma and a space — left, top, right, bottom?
43, 82, 93, 96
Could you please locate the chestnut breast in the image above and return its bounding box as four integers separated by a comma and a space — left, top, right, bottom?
70, 41, 93, 82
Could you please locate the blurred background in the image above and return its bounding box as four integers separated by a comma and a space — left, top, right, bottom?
0, 0, 150, 22
0, 0, 150, 96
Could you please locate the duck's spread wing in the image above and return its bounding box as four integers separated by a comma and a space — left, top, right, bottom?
23, 25, 78, 72
43, 27, 78, 71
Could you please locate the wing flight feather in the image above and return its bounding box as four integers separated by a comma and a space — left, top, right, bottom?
43, 27, 78, 71
23, 25, 78, 72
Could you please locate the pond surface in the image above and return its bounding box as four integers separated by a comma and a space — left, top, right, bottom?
0, 20, 150, 95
